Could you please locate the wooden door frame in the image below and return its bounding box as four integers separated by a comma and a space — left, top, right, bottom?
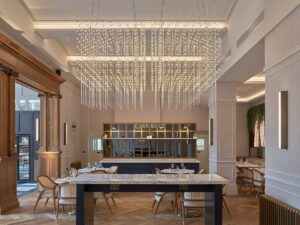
0, 32, 64, 214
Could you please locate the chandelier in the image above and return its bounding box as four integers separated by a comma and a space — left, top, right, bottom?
70, 0, 224, 110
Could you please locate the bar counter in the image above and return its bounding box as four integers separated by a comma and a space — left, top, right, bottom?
100, 158, 200, 174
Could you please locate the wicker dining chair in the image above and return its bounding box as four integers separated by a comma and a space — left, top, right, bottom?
56, 183, 76, 220
33, 175, 58, 214
152, 168, 176, 216
90, 170, 117, 212
252, 168, 265, 198
181, 192, 205, 225
222, 184, 230, 215
240, 167, 254, 193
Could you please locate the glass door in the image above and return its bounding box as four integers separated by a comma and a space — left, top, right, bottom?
16, 135, 31, 183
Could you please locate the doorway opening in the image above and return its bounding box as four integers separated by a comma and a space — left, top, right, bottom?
15, 83, 40, 197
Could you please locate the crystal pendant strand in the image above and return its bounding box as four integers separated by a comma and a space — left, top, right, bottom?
71, 0, 223, 110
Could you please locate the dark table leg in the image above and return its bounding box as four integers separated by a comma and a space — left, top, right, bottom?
205, 185, 223, 225
76, 184, 94, 225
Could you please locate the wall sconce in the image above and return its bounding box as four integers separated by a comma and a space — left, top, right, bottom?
209, 118, 213, 146
279, 91, 288, 149
35, 118, 39, 142
63, 122, 68, 145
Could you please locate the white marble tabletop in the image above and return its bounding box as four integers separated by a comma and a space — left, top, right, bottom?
70, 174, 227, 185
161, 168, 195, 174
101, 158, 200, 163
55, 177, 72, 185
78, 167, 109, 174
236, 162, 263, 168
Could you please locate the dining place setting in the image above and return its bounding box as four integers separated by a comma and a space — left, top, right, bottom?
33, 162, 119, 219
160, 163, 195, 174
150, 163, 229, 224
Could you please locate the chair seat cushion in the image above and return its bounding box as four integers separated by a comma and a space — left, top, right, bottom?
183, 200, 205, 208
155, 192, 175, 201
59, 198, 76, 205
38, 190, 58, 198
184, 192, 204, 200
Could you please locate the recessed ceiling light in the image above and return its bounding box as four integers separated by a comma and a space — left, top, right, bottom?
236, 90, 265, 103
244, 74, 265, 84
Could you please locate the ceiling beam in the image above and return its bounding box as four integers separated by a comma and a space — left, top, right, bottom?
34, 21, 227, 30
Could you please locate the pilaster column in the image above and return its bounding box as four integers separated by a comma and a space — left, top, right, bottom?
38, 94, 47, 151
47, 94, 61, 152
208, 82, 238, 195
0, 64, 19, 214
39, 93, 62, 179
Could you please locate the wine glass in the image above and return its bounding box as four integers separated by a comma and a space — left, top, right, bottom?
68, 168, 72, 177
171, 163, 174, 170
70, 168, 77, 177
181, 162, 185, 169
87, 162, 92, 169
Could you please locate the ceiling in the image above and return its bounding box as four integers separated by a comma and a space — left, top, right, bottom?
236, 73, 265, 103
23, 0, 236, 21
23, 0, 236, 55
19, 0, 265, 105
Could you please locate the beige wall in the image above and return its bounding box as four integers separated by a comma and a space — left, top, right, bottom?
265, 4, 300, 210
114, 96, 160, 123
78, 97, 209, 166
60, 82, 210, 169
60, 78, 81, 177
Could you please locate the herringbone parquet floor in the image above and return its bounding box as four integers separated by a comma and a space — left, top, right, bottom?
0, 192, 259, 225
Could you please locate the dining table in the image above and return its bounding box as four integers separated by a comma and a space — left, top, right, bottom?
71, 173, 228, 225
236, 162, 263, 169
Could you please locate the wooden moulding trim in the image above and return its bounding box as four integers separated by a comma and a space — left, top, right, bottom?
0, 62, 18, 77
0, 155, 18, 162
38, 151, 62, 155
38, 93, 62, 98
0, 32, 64, 84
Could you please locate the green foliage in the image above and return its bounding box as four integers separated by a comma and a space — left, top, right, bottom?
247, 104, 265, 133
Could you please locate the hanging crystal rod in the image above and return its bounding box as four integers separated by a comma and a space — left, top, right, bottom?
68, 56, 203, 62
34, 21, 227, 30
